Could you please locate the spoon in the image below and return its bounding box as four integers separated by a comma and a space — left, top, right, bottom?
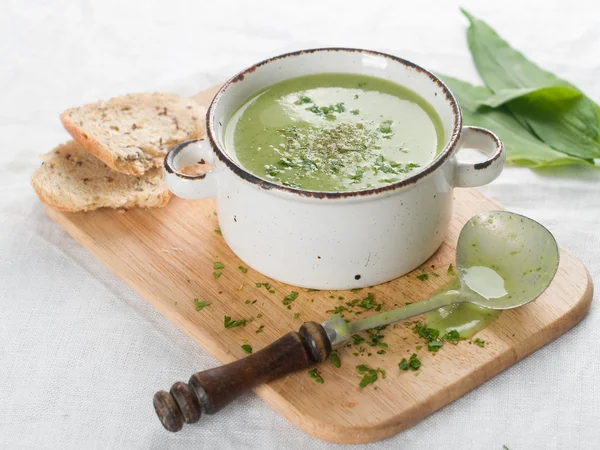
324, 210, 560, 345
154, 211, 559, 432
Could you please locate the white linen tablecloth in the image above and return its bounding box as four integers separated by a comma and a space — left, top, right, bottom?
1, 1, 599, 448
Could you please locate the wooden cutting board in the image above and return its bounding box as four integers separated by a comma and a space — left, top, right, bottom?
43, 86, 593, 444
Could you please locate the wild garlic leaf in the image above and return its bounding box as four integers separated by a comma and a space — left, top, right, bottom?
440, 76, 597, 169
477, 86, 582, 109
462, 9, 600, 160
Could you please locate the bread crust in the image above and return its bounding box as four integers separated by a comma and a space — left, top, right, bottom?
31, 141, 172, 212
60, 93, 205, 175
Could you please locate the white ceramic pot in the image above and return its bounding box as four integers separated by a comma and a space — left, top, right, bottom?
163, 48, 505, 290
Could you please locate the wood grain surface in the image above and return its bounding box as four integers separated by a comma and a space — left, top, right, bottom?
42, 86, 593, 444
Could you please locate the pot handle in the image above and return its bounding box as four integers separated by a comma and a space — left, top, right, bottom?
163, 139, 218, 200
453, 126, 505, 188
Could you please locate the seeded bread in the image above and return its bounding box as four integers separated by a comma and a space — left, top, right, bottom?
60, 93, 205, 175
31, 141, 171, 212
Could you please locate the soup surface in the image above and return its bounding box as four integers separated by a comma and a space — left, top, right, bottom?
225, 73, 445, 192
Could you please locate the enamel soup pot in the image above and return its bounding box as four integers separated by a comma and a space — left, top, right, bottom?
164, 48, 505, 289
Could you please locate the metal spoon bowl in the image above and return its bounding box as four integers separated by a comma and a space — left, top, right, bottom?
325, 211, 560, 345
457, 211, 559, 309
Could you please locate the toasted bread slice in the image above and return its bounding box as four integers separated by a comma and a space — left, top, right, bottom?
31, 141, 171, 212
60, 93, 205, 175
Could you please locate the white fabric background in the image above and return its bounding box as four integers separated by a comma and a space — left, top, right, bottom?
1, 0, 599, 448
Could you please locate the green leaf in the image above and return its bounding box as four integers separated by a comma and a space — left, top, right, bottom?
359, 373, 378, 388
441, 76, 596, 169
193, 298, 210, 311
329, 351, 341, 368
476, 86, 582, 109
462, 9, 600, 160
241, 344, 253, 354
308, 368, 324, 384
398, 358, 409, 371
224, 316, 247, 328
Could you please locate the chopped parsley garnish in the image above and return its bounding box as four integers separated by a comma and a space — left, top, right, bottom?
357, 292, 380, 311
293, 313, 300, 319
379, 120, 393, 134
305, 102, 345, 120
399, 353, 421, 371
241, 344, 253, 354
350, 109, 360, 115
213, 262, 225, 270
255, 283, 262, 288
294, 95, 312, 105
352, 334, 365, 345
474, 338, 486, 347
329, 351, 341, 368
282, 291, 299, 308
413, 322, 444, 352
193, 298, 210, 311
213, 271, 222, 279
223, 316, 247, 328
307, 288, 319, 292
372, 154, 420, 176
367, 326, 388, 348
356, 365, 386, 388
238, 266, 248, 273
442, 330, 460, 344
447, 263, 455, 275
326, 305, 348, 315
256, 313, 262, 318
214, 227, 222, 235
350, 288, 362, 293
416, 273, 429, 281
308, 368, 324, 384
255, 325, 265, 333
427, 340, 444, 352
245, 299, 257, 304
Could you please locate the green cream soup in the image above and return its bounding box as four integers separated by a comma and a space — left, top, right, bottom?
225, 73, 445, 192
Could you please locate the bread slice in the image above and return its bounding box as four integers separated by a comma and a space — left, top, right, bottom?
31, 141, 171, 212
60, 93, 205, 175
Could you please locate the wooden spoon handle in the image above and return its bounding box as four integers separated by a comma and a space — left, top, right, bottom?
153, 322, 331, 432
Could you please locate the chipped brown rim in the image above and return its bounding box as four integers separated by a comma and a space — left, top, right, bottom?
206, 47, 462, 199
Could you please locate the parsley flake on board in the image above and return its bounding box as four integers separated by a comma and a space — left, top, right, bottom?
308, 368, 324, 384
282, 291, 299, 307
416, 273, 429, 281
241, 344, 253, 354
399, 353, 421, 371
193, 298, 210, 311
356, 365, 386, 388
223, 316, 247, 328
213, 262, 224, 270
352, 334, 365, 345
367, 326, 388, 348
474, 338, 486, 347
238, 266, 248, 273
329, 351, 341, 368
